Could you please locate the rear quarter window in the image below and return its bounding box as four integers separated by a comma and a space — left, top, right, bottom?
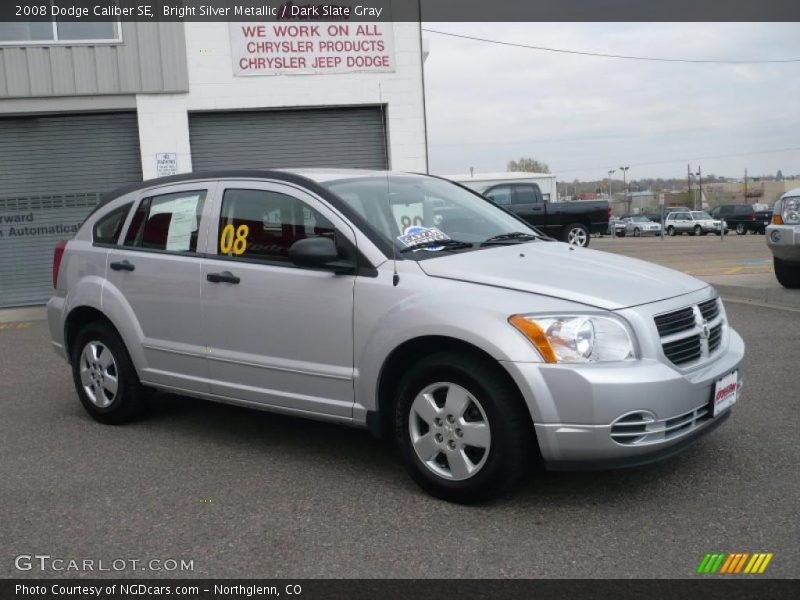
93, 203, 132, 245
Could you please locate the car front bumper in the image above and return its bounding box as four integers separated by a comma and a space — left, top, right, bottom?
501, 328, 744, 470
766, 224, 800, 262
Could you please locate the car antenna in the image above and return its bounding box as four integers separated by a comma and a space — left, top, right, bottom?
379, 85, 399, 286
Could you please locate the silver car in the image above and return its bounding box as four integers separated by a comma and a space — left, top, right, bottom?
624, 216, 662, 237
47, 170, 745, 503
665, 210, 724, 236
766, 188, 800, 288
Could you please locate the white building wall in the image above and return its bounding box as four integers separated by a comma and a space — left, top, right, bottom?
137, 21, 427, 180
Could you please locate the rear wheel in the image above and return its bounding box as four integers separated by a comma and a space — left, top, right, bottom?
563, 223, 590, 247
70, 321, 146, 424
774, 257, 800, 289
633, 228, 641, 237
395, 352, 532, 503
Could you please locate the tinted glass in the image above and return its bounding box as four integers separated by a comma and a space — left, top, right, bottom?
93, 203, 131, 245
217, 189, 335, 263
125, 191, 206, 252
513, 184, 541, 204
484, 186, 512, 206
56, 22, 119, 41
0, 23, 54, 42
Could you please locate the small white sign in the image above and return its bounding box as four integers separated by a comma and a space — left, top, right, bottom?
156, 153, 178, 177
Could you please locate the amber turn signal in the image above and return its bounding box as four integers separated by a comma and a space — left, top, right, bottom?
772, 214, 784, 225
508, 315, 558, 363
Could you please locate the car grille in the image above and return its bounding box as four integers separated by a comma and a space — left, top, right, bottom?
654, 298, 725, 367
610, 406, 712, 446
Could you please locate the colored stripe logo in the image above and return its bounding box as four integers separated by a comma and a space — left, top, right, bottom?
697, 552, 773, 574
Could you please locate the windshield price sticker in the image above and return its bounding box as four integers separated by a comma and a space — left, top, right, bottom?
396, 227, 450, 251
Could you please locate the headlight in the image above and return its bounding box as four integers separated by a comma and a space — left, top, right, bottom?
509, 314, 635, 363
781, 197, 800, 224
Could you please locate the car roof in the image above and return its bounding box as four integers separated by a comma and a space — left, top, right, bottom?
783, 187, 800, 198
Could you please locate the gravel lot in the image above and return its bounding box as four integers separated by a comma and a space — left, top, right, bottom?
1, 301, 798, 578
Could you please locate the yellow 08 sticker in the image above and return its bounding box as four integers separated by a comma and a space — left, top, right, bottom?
220, 224, 249, 255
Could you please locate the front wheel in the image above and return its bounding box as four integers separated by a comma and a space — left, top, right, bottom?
774, 257, 800, 289
70, 321, 147, 424
692, 225, 702, 236
395, 353, 533, 503
633, 228, 641, 237
667, 226, 676, 236
563, 223, 590, 247
736, 223, 746, 235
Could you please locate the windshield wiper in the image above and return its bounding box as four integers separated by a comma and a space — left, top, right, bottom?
399, 239, 474, 253
480, 232, 540, 246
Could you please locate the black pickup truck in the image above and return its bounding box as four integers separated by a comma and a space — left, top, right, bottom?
476, 182, 610, 247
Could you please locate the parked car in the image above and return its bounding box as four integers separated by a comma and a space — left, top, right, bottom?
477, 182, 610, 248
607, 216, 627, 237
709, 204, 772, 235
766, 189, 800, 288
48, 169, 744, 503
624, 216, 662, 237
665, 210, 724, 236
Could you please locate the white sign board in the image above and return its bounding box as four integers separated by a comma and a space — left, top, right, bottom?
229, 22, 395, 76
156, 153, 178, 177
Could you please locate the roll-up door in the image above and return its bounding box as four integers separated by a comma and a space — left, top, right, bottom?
0, 112, 142, 307
189, 106, 388, 171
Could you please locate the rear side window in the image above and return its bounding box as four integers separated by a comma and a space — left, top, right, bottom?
513, 184, 541, 204
93, 203, 132, 245
124, 191, 206, 253
217, 189, 335, 263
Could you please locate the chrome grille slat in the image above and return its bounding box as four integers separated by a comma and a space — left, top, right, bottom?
655, 298, 725, 367
611, 406, 713, 445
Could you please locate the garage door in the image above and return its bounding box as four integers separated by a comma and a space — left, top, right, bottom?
189, 107, 388, 171
0, 112, 142, 308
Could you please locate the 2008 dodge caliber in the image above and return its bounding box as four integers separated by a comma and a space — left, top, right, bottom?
48, 169, 744, 502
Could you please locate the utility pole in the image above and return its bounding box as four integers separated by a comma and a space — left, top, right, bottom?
697, 166, 702, 210
608, 169, 616, 237
620, 166, 630, 214
744, 168, 748, 202
687, 164, 692, 209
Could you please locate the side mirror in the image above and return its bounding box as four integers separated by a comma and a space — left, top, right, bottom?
289, 237, 339, 268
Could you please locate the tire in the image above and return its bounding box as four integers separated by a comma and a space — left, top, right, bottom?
692, 225, 701, 236
394, 352, 533, 503
736, 223, 746, 235
774, 257, 800, 289
70, 320, 146, 424
633, 228, 641, 237
617, 230, 626, 238
667, 226, 676, 236
563, 223, 590, 247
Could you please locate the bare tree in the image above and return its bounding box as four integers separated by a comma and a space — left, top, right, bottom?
507, 157, 551, 174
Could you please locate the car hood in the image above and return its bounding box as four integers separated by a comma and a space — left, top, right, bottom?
416, 242, 708, 310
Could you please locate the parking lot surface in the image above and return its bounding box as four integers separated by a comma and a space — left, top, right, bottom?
593, 234, 773, 278
1, 302, 798, 579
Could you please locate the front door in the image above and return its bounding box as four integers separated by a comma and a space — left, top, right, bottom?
106, 183, 215, 393
200, 181, 356, 418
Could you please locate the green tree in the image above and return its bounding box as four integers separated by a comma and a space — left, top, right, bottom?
777, 170, 784, 180
507, 157, 551, 174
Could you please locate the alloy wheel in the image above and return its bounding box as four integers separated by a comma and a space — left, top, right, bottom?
79, 341, 119, 408
567, 227, 588, 247
408, 382, 491, 481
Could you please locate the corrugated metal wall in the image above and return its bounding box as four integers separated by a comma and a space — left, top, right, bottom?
0, 22, 188, 99
189, 107, 389, 171
0, 112, 142, 307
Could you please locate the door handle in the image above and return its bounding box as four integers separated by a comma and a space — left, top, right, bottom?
109, 260, 135, 272
207, 271, 240, 284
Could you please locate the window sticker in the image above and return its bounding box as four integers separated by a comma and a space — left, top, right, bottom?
149, 195, 201, 252
396, 226, 450, 251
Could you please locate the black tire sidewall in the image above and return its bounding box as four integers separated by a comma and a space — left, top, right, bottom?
774, 257, 800, 289
394, 353, 531, 503
70, 321, 143, 424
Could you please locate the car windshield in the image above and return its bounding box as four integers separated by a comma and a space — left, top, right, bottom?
691, 211, 712, 219
322, 175, 541, 257
631, 216, 650, 222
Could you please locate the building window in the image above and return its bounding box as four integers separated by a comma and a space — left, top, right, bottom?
0, 3, 122, 45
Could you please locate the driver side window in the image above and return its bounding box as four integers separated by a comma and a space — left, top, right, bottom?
484, 186, 512, 206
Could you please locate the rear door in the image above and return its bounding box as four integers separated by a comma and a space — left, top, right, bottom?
106, 182, 216, 393
200, 180, 356, 418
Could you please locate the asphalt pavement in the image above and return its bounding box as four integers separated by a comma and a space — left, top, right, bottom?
1, 302, 798, 578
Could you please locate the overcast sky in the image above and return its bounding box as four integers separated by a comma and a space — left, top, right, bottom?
423, 23, 800, 181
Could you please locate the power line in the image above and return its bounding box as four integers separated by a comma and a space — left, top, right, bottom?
422, 29, 800, 64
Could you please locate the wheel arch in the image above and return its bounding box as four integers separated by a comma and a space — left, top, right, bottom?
371, 335, 533, 439
64, 306, 122, 363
